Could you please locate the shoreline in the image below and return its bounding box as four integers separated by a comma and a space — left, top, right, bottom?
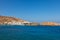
0, 24, 60, 27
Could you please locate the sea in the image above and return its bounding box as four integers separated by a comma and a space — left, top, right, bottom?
0, 25, 60, 40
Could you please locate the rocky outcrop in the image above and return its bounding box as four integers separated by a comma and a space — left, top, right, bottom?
0, 16, 30, 25
0, 16, 60, 26
41, 22, 60, 26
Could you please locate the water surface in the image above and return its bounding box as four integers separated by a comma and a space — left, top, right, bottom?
0, 25, 60, 40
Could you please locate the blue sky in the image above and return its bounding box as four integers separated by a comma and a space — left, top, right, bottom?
0, 0, 60, 22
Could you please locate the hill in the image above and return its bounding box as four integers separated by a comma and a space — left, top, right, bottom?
0, 16, 30, 25
41, 22, 60, 26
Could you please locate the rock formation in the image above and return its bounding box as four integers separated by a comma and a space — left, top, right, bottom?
41, 22, 60, 26
0, 16, 30, 25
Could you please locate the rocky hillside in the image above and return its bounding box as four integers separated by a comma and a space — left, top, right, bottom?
0, 16, 30, 25
0, 16, 60, 26
41, 22, 60, 26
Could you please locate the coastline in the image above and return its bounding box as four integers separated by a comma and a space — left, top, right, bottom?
0, 16, 60, 26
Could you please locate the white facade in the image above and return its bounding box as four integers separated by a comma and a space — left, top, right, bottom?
3, 21, 31, 25
4, 21, 24, 25
23, 21, 31, 23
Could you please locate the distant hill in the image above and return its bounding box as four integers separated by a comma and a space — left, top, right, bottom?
41, 22, 60, 26
0, 16, 60, 26
0, 16, 30, 25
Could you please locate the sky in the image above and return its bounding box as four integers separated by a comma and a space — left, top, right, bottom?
0, 0, 60, 22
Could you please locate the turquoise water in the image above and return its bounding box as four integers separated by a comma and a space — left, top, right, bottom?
0, 25, 60, 40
